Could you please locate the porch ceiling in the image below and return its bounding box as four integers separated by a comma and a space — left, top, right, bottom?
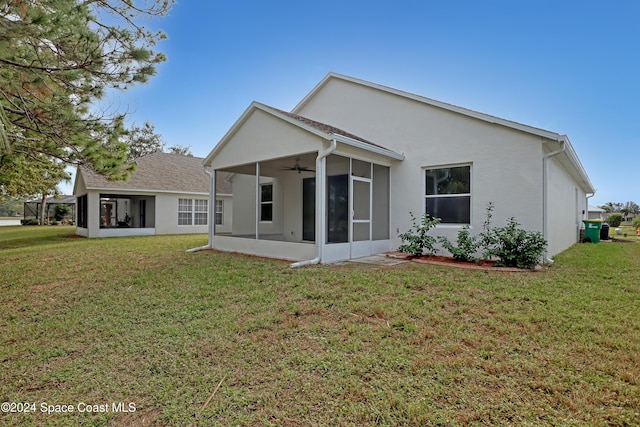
219, 152, 317, 177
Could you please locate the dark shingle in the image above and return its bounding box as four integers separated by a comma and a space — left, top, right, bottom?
80, 152, 230, 194
271, 107, 389, 150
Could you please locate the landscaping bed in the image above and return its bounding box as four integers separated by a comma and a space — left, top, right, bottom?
386, 251, 545, 272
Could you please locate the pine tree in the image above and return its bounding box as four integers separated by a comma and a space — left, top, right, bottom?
0, 0, 173, 197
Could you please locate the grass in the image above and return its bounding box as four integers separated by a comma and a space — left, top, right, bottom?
610, 224, 640, 242
0, 226, 638, 426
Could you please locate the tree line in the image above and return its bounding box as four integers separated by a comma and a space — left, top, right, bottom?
0, 0, 189, 223
598, 201, 640, 220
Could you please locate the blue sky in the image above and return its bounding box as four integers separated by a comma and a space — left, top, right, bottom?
65, 0, 639, 206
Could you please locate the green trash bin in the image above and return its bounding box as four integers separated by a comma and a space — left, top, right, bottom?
583, 220, 603, 243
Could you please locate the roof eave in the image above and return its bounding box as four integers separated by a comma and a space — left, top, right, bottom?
558, 135, 596, 194
83, 187, 209, 196
204, 102, 331, 167
294, 72, 564, 141
206, 101, 404, 166
332, 134, 404, 160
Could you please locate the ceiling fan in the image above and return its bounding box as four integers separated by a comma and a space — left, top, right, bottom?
282, 158, 314, 173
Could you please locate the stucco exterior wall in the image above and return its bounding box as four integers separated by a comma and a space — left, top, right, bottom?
215, 195, 233, 234
546, 155, 587, 256
86, 190, 101, 238
230, 175, 282, 237
155, 192, 209, 235
296, 78, 545, 252
209, 109, 324, 170
76, 189, 208, 237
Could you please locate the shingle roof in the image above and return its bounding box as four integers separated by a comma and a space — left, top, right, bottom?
80, 152, 230, 194
270, 106, 389, 150
26, 195, 76, 204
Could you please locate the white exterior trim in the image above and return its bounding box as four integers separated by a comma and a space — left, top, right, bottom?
204, 102, 404, 167
294, 73, 594, 194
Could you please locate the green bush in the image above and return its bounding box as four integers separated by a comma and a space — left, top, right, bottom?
54, 204, 71, 221
606, 213, 623, 227
492, 218, 547, 269
398, 204, 548, 268
476, 203, 547, 269
398, 212, 440, 256
478, 202, 498, 260
631, 217, 640, 230
438, 225, 478, 262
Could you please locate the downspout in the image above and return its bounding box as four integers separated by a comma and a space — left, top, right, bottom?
585, 193, 595, 219
290, 137, 337, 268
542, 136, 566, 264
584, 192, 596, 240
255, 162, 260, 240
187, 167, 216, 253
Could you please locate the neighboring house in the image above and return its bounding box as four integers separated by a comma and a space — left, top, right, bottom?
202, 73, 595, 264
587, 205, 605, 220
23, 195, 76, 224
73, 152, 232, 238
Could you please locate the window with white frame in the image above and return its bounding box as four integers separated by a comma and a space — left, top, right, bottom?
178, 198, 208, 225
178, 198, 193, 225
194, 199, 208, 225
425, 165, 471, 224
260, 183, 273, 222
215, 200, 223, 225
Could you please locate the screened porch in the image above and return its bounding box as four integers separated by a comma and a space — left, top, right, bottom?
212, 152, 390, 263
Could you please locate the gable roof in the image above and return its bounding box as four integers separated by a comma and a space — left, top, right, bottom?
270, 106, 388, 150
293, 72, 594, 193
78, 152, 220, 194
293, 72, 563, 140
204, 102, 404, 166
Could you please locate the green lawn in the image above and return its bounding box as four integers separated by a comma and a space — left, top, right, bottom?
610, 224, 640, 241
1, 226, 638, 426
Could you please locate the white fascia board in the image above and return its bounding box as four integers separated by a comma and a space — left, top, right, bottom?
256, 102, 403, 161
254, 102, 331, 140
72, 167, 82, 195
204, 102, 330, 166
203, 102, 263, 166
332, 134, 404, 161
294, 72, 563, 141
292, 73, 334, 113
86, 188, 209, 196
559, 135, 596, 194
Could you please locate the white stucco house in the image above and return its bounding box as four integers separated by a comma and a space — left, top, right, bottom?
200, 73, 595, 265
74, 152, 232, 238
587, 205, 605, 221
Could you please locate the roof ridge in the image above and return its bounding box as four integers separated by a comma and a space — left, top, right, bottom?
263, 104, 389, 150
295, 72, 562, 141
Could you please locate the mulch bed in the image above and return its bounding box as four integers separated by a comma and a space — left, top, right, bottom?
386, 252, 545, 272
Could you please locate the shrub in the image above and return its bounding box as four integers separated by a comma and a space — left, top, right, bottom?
54, 204, 71, 222
492, 218, 547, 269
399, 204, 548, 269
21, 219, 39, 226
398, 212, 440, 256
478, 202, 498, 260
438, 225, 478, 262
631, 217, 640, 230
606, 213, 623, 227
